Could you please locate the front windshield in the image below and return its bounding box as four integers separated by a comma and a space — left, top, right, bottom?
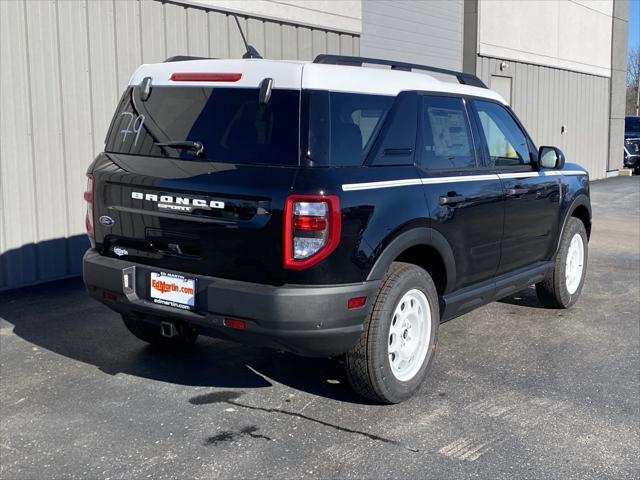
105, 86, 300, 165
625, 117, 640, 135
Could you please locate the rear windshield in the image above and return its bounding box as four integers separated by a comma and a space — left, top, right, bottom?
105, 86, 397, 167
105, 86, 300, 165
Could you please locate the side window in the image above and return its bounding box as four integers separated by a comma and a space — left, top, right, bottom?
420, 96, 476, 170
329, 92, 394, 166
302, 91, 394, 166
473, 100, 531, 167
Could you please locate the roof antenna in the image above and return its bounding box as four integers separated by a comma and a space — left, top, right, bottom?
233, 16, 262, 59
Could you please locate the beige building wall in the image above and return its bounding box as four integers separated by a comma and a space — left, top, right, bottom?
477, 0, 613, 77
465, 0, 626, 180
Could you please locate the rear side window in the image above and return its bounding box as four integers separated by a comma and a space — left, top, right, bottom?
473, 100, 531, 167
105, 87, 300, 165
420, 96, 476, 170
302, 91, 394, 166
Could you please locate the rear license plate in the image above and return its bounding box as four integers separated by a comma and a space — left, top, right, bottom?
149, 272, 196, 311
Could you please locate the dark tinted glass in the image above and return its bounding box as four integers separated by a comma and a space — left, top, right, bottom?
474, 100, 530, 167
302, 91, 394, 166
369, 92, 417, 166
105, 87, 300, 165
625, 117, 640, 134
301, 90, 331, 166
420, 96, 476, 170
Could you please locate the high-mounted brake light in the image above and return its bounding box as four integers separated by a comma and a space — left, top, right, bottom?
283, 195, 341, 270
84, 173, 95, 239
169, 72, 242, 82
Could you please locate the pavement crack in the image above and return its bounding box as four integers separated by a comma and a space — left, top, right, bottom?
240, 425, 273, 441
226, 399, 419, 452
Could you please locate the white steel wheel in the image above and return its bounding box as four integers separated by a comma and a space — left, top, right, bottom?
565, 233, 585, 294
536, 217, 588, 309
345, 262, 439, 403
388, 288, 432, 382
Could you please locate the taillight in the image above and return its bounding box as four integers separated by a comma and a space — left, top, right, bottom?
283, 195, 341, 270
84, 173, 94, 239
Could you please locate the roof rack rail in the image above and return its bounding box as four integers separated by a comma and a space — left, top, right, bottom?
164, 55, 215, 63
313, 54, 487, 89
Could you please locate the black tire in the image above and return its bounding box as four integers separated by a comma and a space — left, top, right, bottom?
122, 315, 198, 348
536, 217, 588, 308
345, 262, 439, 404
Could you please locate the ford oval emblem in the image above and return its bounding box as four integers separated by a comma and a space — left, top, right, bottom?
99, 215, 115, 227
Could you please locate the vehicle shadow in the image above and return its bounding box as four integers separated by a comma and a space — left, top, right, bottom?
0, 278, 366, 404
497, 285, 547, 309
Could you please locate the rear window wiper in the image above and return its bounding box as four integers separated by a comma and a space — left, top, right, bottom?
154, 140, 204, 157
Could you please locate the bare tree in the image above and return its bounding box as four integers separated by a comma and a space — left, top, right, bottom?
627, 47, 640, 115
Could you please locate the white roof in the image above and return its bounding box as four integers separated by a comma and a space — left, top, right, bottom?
128, 58, 507, 104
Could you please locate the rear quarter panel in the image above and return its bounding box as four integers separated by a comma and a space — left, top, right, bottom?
289, 165, 429, 284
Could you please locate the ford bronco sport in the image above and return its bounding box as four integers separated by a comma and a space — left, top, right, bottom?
83, 55, 591, 403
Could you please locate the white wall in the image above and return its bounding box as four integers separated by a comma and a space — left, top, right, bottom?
185, 0, 362, 33
477, 0, 613, 77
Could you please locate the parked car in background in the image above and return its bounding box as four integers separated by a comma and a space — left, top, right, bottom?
624, 116, 640, 173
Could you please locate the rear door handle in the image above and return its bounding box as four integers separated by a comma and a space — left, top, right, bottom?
439, 195, 466, 206
506, 187, 529, 196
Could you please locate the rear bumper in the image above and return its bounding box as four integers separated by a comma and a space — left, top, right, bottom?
83, 249, 379, 357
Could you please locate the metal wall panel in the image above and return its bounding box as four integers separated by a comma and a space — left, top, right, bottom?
476, 56, 610, 180
187, 7, 209, 56
0, 0, 39, 288
57, 0, 96, 276
0, 0, 360, 290
141, 0, 166, 61
24, 0, 69, 281
360, 0, 463, 70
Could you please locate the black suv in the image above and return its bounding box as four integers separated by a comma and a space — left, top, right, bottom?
83, 55, 591, 403
624, 115, 640, 173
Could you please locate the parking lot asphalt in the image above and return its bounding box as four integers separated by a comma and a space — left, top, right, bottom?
1, 176, 639, 479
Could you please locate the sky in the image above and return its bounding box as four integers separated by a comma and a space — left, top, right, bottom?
630, 0, 639, 54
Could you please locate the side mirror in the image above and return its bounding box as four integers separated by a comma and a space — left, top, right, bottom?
538, 146, 565, 169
